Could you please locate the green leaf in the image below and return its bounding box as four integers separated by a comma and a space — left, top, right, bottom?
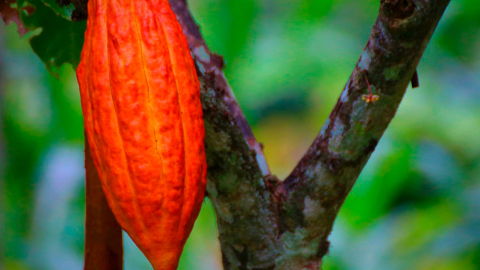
17, 0, 85, 77
41, 0, 73, 19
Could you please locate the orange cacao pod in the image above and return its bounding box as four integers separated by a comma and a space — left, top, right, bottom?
76, 0, 206, 268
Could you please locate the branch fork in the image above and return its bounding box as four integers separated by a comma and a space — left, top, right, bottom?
71, 0, 451, 268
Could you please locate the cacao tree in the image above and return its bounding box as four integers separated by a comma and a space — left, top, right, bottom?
2, 0, 468, 269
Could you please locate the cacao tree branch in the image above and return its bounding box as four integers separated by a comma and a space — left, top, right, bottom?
84, 136, 123, 270
168, 2, 281, 268
167, 1, 450, 268
169, 0, 270, 176
276, 0, 451, 267
66, 0, 450, 269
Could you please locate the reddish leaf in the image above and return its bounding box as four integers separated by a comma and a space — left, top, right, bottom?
0, 0, 28, 36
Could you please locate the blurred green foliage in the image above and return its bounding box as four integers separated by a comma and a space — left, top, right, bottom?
1, 0, 479, 269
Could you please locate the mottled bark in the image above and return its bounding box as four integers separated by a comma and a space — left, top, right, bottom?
67, 0, 451, 269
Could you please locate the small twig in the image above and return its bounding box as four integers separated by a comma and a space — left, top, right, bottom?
411, 69, 420, 88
